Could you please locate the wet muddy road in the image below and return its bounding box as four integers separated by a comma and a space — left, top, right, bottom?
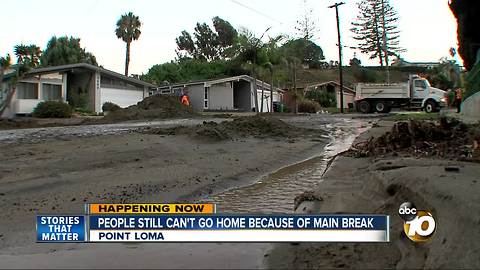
0, 115, 374, 269
0, 118, 228, 144
205, 117, 370, 214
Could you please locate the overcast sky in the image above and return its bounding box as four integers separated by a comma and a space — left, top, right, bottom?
0, 0, 460, 75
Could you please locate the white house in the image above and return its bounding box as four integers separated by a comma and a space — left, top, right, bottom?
304, 81, 356, 109
1, 63, 157, 118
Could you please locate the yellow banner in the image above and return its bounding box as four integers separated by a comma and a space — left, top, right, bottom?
88, 204, 215, 214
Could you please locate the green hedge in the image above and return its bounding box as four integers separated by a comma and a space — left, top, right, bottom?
33, 101, 72, 118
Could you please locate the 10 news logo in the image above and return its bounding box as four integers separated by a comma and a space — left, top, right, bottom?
398, 202, 436, 242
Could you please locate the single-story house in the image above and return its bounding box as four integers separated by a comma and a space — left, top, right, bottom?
153, 75, 284, 112
304, 81, 356, 109
1, 63, 157, 118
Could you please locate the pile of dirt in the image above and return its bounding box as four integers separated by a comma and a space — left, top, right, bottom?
144, 115, 317, 141
0, 117, 90, 130
348, 117, 480, 162
0, 118, 37, 130
104, 95, 196, 122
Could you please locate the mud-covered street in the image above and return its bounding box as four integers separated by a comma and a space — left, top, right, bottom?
0, 114, 374, 268
1, 113, 479, 269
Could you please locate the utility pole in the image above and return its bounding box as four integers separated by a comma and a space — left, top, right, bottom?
329, 2, 345, 113
381, 0, 390, 84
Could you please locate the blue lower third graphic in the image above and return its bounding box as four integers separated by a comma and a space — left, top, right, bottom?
36, 215, 86, 242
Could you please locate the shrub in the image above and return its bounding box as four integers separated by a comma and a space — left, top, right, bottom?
67, 87, 88, 108
305, 90, 337, 107
74, 107, 97, 116
102, 102, 121, 112
298, 100, 320, 113
33, 101, 72, 118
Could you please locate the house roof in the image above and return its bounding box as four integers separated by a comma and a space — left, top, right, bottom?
158, 75, 285, 93
2, 63, 157, 88
305, 81, 355, 94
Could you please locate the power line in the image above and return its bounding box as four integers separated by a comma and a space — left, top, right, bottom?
229, 0, 283, 25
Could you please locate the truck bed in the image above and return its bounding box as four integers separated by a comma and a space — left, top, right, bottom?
355, 83, 410, 100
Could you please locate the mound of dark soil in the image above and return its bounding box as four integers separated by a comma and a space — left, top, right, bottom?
145, 115, 318, 141
104, 95, 196, 122
349, 117, 480, 162
0, 118, 37, 130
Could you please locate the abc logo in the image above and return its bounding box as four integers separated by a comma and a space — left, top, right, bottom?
398, 202, 436, 242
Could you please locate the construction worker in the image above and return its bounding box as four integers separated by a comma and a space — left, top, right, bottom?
445, 88, 452, 107
449, 88, 456, 108
181, 92, 190, 106
455, 87, 463, 113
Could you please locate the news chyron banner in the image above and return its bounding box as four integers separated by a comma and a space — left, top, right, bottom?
37, 203, 390, 243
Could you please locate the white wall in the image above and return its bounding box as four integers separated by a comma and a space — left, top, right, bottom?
461, 91, 480, 123
336, 91, 355, 109
209, 83, 233, 110
100, 87, 144, 110
186, 84, 205, 111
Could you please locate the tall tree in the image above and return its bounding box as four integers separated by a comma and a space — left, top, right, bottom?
176, 16, 238, 61
115, 12, 142, 76
193, 22, 219, 61
41, 36, 97, 67
176, 31, 198, 59
280, 38, 324, 68
1, 48, 35, 115
0, 54, 12, 103
212, 16, 238, 59
0, 54, 11, 79
0, 54, 12, 113
235, 28, 271, 114
351, 0, 404, 67
14, 44, 41, 68
295, 0, 318, 41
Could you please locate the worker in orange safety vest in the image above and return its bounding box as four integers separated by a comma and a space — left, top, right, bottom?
181, 92, 190, 106
455, 87, 463, 113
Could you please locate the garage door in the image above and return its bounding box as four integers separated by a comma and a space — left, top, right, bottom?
100, 87, 144, 110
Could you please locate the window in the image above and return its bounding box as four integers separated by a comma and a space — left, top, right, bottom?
100, 75, 142, 90
17, 82, 38, 99
204, 87, 209, 109
42, 84, 62, 101
414, 80, 427, 90
160, 89, 172, 94
173, 88, 183, 96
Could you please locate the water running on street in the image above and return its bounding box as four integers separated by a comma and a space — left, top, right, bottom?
206, 117, 370, 213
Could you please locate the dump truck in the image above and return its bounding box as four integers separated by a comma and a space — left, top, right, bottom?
354, 75, 447, 113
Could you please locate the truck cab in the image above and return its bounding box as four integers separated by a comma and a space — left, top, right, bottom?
409, 75, 446, 113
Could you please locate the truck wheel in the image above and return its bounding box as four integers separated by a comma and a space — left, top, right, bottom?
374, 101, 389, 113
358, 100, 371, 114
424, 100, 436, 113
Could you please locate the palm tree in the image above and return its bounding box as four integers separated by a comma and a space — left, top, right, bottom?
14, 44, 28, 64
0, 54, 11, 79
115, 12, 142, 76
14, 44, 41, 68
26, 45, 42, 68
264, 62, 274, 113
1, 45, 37, 116
0, 54, 12, 108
